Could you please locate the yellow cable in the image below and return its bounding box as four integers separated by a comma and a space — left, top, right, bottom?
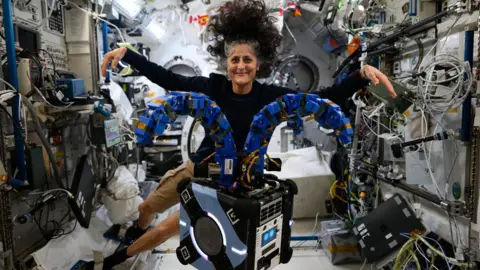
266, 154, 281, 169
329, 180, 338, 198
247, 156, 259, 183
201, 152, 216, 164
394, 238, 415, 270
350, 192, 359, 201
414, 235, 468, 268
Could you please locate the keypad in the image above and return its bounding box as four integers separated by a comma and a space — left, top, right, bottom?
47, 5, 64, 35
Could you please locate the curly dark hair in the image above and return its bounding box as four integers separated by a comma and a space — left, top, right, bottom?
206, 0, 283, 76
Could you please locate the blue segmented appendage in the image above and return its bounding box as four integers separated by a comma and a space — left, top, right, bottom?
134, 91, 237, 187
243, 93, 353, 179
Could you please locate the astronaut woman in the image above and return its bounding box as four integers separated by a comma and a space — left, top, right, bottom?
84, 0, 395, 268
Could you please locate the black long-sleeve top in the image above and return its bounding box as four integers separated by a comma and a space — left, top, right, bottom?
123, 49, 369, 162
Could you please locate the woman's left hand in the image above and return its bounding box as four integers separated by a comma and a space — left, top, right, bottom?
360, 65, 397, 98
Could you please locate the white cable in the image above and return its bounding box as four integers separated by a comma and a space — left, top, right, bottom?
360, 259, 367, 270
414, 239, 437, 270
311, 212, 319, 234
30, 188, 73, 198
68, 1, 126, 43
0, 92, 17, 103
409, 16, 468, 200
417, 54, 472, 112
32, 84, 73, 109
0, 77, 20, 92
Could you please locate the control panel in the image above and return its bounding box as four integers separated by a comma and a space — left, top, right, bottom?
13, 0, 42, 26
41, 42, 68, 70
42, 0, 65, 36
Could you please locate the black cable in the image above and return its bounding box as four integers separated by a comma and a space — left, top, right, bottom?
413, 38, 424, 71
37, 49, 58, 77
31, 192, 77, 240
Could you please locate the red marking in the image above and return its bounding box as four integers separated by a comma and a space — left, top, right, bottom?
279, 8, 283, 16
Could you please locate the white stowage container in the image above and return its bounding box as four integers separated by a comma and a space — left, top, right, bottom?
102, 166, 143, 225
266, 146, 336, 219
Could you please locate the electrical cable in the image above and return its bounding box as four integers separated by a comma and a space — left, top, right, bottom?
31, 191, 77, 240
31, 84, 73, 108
413, 39, 424, 71
68, 1, 126, 43
37, 49, 58, 77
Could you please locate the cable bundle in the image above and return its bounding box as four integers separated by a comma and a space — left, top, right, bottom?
27, 189, 77, 240
417, 53, 472, 112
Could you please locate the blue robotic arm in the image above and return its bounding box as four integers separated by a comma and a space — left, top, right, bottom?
242, 93, 353, 184
134, 91, 237, 187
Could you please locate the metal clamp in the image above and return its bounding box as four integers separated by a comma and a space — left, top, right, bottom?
441, 200, 466, 217
119, 224, 129, 238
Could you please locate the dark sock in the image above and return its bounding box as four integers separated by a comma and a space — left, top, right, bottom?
103, 248, 132, 269
125, 221, 147, 240
80, 261, 94, 270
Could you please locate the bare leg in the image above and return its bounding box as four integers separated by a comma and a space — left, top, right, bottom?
137, 202, 157, 230
126, 210, 180, 257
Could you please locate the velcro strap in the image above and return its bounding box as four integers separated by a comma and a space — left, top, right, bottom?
276, 99, 284, 111
187, 94, 194, 115
314, 103, 328, 119
163, 103, 175, 121
250, 126, 269, 137
119, 224, 129, 238
300, 94, 307, 116
217, 127, 231, 141
197, 99, 208, 118
264, 110, 277, 126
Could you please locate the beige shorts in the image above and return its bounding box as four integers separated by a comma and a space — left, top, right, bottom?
145, 160, 194, 213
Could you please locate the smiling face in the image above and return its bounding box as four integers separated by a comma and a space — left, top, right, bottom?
226, 44, 259, 90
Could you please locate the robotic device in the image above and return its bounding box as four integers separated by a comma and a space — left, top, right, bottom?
135, 92, 353, 270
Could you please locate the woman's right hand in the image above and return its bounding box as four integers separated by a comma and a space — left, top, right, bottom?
101, 47, 127, 77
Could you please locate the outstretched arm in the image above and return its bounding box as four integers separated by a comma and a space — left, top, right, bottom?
102, 48, 209, 93
312, 65, 396, 105
266, 65, 396, 107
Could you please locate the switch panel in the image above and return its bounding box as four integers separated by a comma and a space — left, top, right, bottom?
41, 43, 68, 71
